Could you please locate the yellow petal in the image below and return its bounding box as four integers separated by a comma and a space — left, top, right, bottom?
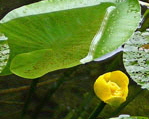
108, 71, 129, 88
94, 75, 112, 101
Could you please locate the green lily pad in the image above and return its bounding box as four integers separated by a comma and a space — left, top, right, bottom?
0, 0, 140, 79
123, 31, 149, 89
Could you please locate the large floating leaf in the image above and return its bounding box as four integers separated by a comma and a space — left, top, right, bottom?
0, 0, 140, 79
123, 32, 149, 89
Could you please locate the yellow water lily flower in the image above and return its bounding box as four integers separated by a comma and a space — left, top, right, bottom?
94, 71, 129, 106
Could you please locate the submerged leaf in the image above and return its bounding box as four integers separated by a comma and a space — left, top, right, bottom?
123, 31, 149, 89
0, 0, 140, 79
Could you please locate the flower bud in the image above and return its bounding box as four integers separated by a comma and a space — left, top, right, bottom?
94, 71, 129, 106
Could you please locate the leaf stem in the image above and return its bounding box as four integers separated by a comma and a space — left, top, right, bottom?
88, 101, 106, 119
31, 78, 64, 119
69, 92, 94, 119
0, 78, 57, 95
31, 69, 75, 119
20, 78, 39, 119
